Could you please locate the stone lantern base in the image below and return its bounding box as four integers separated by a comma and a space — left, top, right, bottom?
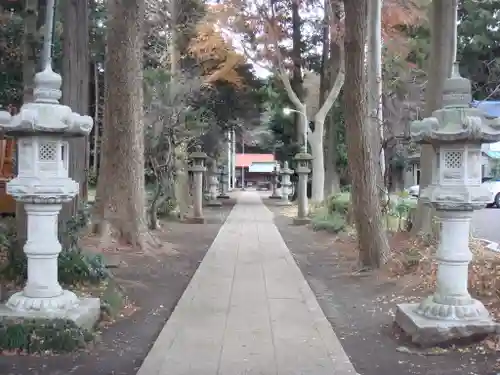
183, 216, 205, 224
217, 193, 230, 199
395, 303, 499, 347
277, 199, 291, 206
206, 199, 222, 207
293, 217, 311, 226
0, 295, 100, 331
269, 193, 282, 199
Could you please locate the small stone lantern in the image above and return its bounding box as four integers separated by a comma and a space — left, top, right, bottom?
188, 146, 207, 223
279, 161, 293, 206
0, 66, 99, 327
206, 161, 222, 207
293, 152, 313, 225
395, 64, 500, 346
269, 164, 282, 199
218, 165, 230, 199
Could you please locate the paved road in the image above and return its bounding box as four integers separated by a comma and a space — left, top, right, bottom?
137, 191, 356, 375
473, 207, 500, 243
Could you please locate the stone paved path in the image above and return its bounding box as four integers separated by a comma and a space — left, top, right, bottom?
137, 192, 357, 375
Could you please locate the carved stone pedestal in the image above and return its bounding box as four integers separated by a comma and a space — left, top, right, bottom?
396, 209, 499, 346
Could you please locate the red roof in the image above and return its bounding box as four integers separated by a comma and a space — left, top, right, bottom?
235, 153, 275, 167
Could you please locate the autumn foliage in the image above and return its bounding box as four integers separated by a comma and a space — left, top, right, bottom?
198, 0, 424, 72
188, 21, 245, 86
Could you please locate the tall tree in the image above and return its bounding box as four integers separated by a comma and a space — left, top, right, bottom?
457, 0, 500, 100
367, 0, 384, 192
93, 0, 149, 248
343, 0, 389, 268
60, 0, 90, 236
322, 0, 343, 196
223, 0, 346, 202
15, 0, 39, 251
290, 0, 304, 143
411, 0, 456, 236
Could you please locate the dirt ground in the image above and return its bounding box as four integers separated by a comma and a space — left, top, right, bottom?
0, 200, 235, 375
268, 203, 500, 375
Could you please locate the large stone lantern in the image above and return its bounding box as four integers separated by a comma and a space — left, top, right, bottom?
188, 146, 207, 223
279, 161, 293, 206
269, 164, 282, 199
395, 64, 500, 346
206, 161, 222, 207
293, 152, 313, 225
218, 165, 230, 199
0, 66, 99, 327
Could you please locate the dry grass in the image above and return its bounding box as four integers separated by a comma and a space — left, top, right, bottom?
385, 235, 500, 319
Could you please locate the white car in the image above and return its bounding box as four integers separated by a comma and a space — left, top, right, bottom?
406, 178, 500, 207
482, 178, 500, 207
406, 185, 420, 197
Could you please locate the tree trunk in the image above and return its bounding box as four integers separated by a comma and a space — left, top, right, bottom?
169, 0, 180, 76
367, 0, 384, 190
291, 0, 304, 142
323, 36, 342, 197
169, 0, 185, 215
343, 0, 389, 269
16, 0, 39, 252
93, 0, 149, 248
411, 0, 456, 236
309, 128, 325, 202
319, 0, 340, 198
324, 114, 340, 196
60, 0, 90, 240
92, 62, 100, 175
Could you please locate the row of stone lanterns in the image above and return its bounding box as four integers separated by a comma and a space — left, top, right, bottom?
263, 155, 313, 225
187, 148, 314, 226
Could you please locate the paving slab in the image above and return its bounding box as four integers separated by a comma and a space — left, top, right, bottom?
136, 191, 357, 375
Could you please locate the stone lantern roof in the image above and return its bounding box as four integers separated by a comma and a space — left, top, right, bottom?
0, 67, 93, 137
410, 63, 500, 145
189, 145, 207, 161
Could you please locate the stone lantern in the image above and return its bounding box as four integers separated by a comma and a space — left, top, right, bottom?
188, 146, 207, 223
395, 64, 500, 346
279, 161, 293, 206
269, 164, 282, 199
293, 152, 313, 225
0, 66, 99, 328
206, 161, 222, 207
217, 165, 230, 199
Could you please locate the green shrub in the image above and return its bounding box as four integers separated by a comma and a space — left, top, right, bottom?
340, 185, 351, 193
389, 193, 417, 232
311, 209, 346, 234
157, 196, 177, 217
58, 250, 109, 286
87, 171, 98, 187
326, 193, 350, 216
1, 206, 109, 286
0, 218, 23, 280
0, 318, 94, 354
100, 279, 126, 319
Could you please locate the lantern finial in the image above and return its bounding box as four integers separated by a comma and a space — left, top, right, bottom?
442, 62, 472, 108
